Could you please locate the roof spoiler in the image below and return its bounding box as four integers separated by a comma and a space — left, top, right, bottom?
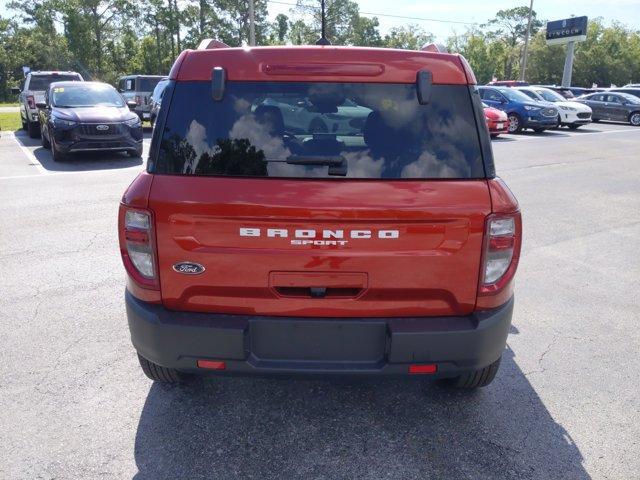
421, 43, 449, 53
197, 39, 230, 50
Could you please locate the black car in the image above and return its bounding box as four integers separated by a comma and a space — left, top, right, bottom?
576, 92, 640, 126
37, 81, 143, 161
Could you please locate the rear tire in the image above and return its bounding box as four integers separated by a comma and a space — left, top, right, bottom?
27, 121, 40, 139
533, 128, 545, 133
128, 146, 143, 158
568, 124, 580, 130
438, 356, 502, 389
592, 118, 600, 123
629, 112, 640, 126
507, 113, 522, 133
138, 354, 188, 383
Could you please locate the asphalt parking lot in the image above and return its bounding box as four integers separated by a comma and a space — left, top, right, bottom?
1, 122, 639, 479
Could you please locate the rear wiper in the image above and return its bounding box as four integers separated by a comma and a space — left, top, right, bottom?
286, 155, 347, 176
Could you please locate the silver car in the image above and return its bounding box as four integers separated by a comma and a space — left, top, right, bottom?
13, 71, 83, 138
117, 75, 165, 121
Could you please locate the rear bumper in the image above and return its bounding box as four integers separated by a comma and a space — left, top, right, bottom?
126, 290, 514, 378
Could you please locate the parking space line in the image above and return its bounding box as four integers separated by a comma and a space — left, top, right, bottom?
8, 132, 49, 175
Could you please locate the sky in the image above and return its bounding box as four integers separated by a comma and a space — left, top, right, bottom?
267, 0, 640, 41
1, 0, 639, 42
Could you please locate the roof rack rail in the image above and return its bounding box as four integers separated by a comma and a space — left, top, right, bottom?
421, 43, 448, 53
197, 39, 231, 50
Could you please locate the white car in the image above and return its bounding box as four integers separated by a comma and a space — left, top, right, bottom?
12, 71, 83, 138
516, 86, 592, 129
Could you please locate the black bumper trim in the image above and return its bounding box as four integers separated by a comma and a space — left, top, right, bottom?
126, 290, 514, 377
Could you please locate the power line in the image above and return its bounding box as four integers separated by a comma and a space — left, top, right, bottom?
266, 0, 478, 25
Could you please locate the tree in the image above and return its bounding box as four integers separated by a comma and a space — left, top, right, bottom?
484, 6, 543, 79
384, 24, 433, 50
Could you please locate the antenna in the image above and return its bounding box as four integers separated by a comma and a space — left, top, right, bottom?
316, 0, 331, 45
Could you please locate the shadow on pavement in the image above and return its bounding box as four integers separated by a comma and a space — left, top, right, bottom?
133, 343, 589, 479
13, 130, 150, 172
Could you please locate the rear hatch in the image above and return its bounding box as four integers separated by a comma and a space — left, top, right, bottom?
148, 66, 491, 318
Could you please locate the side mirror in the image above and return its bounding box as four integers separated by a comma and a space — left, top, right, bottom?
11, 87, 21, 95
35, 101, 48, 109
126, 100, 137, 110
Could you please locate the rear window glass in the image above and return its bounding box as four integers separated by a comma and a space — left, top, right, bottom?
154, 81, 485, 179
29, 74, 80, 90
138, 77, 162, 92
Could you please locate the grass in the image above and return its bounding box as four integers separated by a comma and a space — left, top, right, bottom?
0, 111, 21, 131
0, 102, 19, 107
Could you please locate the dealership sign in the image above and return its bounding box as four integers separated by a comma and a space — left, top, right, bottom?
546, 16, 588, 45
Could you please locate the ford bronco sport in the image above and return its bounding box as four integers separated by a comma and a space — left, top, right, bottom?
119, 42, 522, 389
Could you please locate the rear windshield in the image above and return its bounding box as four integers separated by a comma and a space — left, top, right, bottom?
154, 81, 485, 179
138, 77, 162, 92
29, 74, 81, 91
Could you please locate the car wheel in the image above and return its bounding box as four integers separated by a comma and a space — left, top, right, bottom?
51, 137, 67, 162
629, 112, 640, 126
438, 356, 502, 389
507, 113, 522, 133
568, 124, 580, 130
41, 128, 51, 149
27, 121, 40, 139
490, 134, 498, 139
592, 118, 600, 123
138, 354, 189, 383
309, 118, 328, 134
533, 128, 545, 133
128, 146, 143, 158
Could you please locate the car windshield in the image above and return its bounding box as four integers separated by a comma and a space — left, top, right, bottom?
154, 81, 485, 179
29, 74, 80, 91
499, 88, 533, 102
534, 88, 565, 102
138, 77, 162, 92
51, 84, 124, 108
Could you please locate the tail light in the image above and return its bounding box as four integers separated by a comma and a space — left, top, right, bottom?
119, 206, 159, 290
478, 212, 522, 298
135, 95, 141, 105
27, 95, 35, 109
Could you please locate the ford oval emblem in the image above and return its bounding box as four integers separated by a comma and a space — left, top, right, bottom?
172, 262, 205, 275
96, 124, 109, 131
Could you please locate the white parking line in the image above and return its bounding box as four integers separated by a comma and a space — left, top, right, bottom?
8, 132, 48, 175
504, 127, 640, 141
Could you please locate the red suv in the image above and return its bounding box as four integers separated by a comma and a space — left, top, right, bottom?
119, 42, 522, 389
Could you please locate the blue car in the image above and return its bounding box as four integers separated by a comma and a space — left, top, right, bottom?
478, 86, 559, 133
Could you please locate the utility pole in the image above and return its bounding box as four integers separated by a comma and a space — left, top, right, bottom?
249, 0, 256, 46
562, 41, 575, 87
520, 0, 534, 81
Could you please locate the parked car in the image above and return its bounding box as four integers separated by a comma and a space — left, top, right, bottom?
12, 71, 83, 138
575, 92, 640, 126
623, 83, 640, 88
608, 88, 640, 100
117, 75, 164, 121
149, 77, 170, 127
38, 81, 143, 161
478, 86, 559, 133
119, 41, 522, 389
487, 80, 529, 87
515, 86, 592, 129
483, 103, 509, 137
